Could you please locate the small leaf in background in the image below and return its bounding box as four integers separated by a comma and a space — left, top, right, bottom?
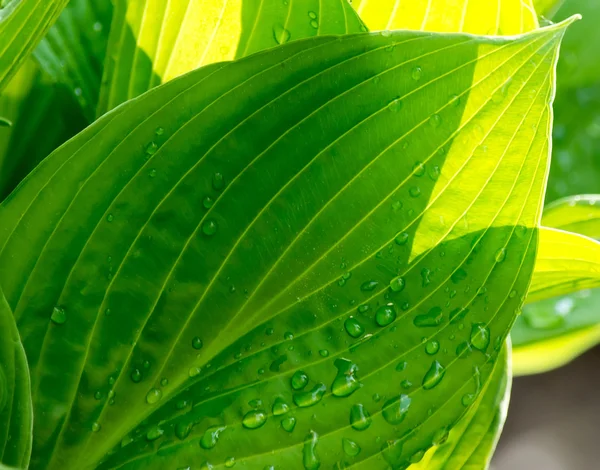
0, 289, 32, 469
351, 0, 538, 34
0, 0, 70, 91
97, 0, 366, 115
542, 194, 600, 237
0, 18, 572, 468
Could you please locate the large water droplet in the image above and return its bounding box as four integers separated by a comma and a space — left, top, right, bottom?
200, 425, 226, 449
360, 280, 379, 291
495, 247, 507, 263
146, 425, 164, 441
242, 410, 267, 429
414, 306, 443, 327
409, 186, 421, 198
342, 438, 361, 457
281, 416, 296, 432
382, 394, 411, 424
51, 306, 67, 325
202, 219, 218, 236
331, 358, 362, 397
303, 431, 320, 470
462, 367, 481, 406
423, 361, 445, 389
291, 371, 308, 390
225, 457, 235, 468
395, 232, 409, 245
175, 421, 192, 440
375, 303, 397, 327
344, 317, 364, 338
294, 383, 326, 407
273, 24, 291, 44
146, 388, 162, 404
192, 336, 203, 350
411, 66, 422, 80
425, 340, 440, 355
451, 268, 467, 283
389, 276, 405, 292
350, 404, 371, 430
470, 323, 490, 351
272, 397, 290, 416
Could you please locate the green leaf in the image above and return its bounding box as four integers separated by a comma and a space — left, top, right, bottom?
0, 289, 32, 469
97, 0, 365, 115
542, 194, 600, 237
33, 0, 113, 121
0, 117, 11, 127
0, 0, 70, 91
534, 0, 565, 17
351, 0, 539, 35
0, 60, 87, 198
0, 21, 570, 469
526, 226, 600, 303
410, 341, 511, 470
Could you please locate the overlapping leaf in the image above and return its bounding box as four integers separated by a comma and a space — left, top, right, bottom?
0, 19, 570, 469
351, 0, 538, 35
543, 194, 600, 236
0, 289, 32, 469
0, 0, 70, 90
97, 0, 365, 115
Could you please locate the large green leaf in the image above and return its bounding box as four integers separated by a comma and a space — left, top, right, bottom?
97, 0, 365, 115
0, 289, 32, 469
542, 194, 600, 236
33, 0, 113, 121
526, 226, 600, 303
411, 341, 511, 470
0, 20, 570, 469
0, 0, 70, 91
351, 0, 538, 35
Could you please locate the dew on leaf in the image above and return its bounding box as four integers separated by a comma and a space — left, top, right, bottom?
395, 232, 409, 245
425, 340, 440, 355
203, 196, 214, 209
470, 323, 490, 351
91, 422, 101, 432
202, 219, 218, 236
495, 247, 507, 263
409, 186, 421, 198
350, 404, 371, 430
411, 66, 422, 80
146, 388, 162, 404
361, 280, 379, 291
414, 306, 443, 327
51, 306, 67, 325
344, 317, 364, 338
272, 24, 291, 44
242, 410, 267, 429
200, 425, 226, 449
192, 336, 203, 350
375, 303, 397, 326
294, 383, 326, 407
382, 394, 411, 425
146, 425, 164, 441
272, 397, 290, 416
291, 371, 309, 390
422, 360, 445, 389
212, 172, 225, 190
331, 358, 362, 397
389, 276, 405, 292
281, 416, 296, 432
342, 438, 361, 457
175, 422, 192, 440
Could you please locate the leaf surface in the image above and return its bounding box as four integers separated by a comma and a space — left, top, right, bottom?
97, 0, 365, 115
0, 0, 70, 90
542, 194, 600, 237
351, 0, 538, 35
0, 289, 32, 469
0, 21, 570, 469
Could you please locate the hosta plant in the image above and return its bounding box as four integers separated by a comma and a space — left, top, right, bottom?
1, 1, 599, 469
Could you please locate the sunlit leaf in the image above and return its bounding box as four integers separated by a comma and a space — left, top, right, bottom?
527, 226, 600, 303
534, 0, 565, 17
542, 194, 600, 237
97, 0, 365, 115
0, 20, 571, 469
0, 289, 32, 469
351, 0, 538, 35
0, 0, 70, 90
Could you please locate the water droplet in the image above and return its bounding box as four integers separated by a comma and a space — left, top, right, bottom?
423, 360, 445, 389
495, 247, 507, 263
160, 377, 168, 387
202, 219, 218, 236
203, 196, 214, 209
462, 367, 481, 406
281, 416, 296, 432
319, 349, 329, 357
212, 172, 225, 191
389, 276, 405, 292
456, 341, 472, 358
51, 306, 67, 325
382, 394, 411, 424
189, 366, 201, 378
94, 391, 102, 400
331, 358, 362, 397
395, 361, 407, 372
155, 127, 164, 136
429, 165, 441, 181
409, 186, 421, 198
107, 214, 114, 223
414, 306, 443, 327
357, 303, 370, 313
344, 317, 364, 338
375, 303, 397, 327
225, 457, 236, 468
146, 142, 158, 155
291, 370, 308, 390
284, 331, 294, 341
392, 200, 403, 211
175, 421, 192, 440
449, 307, 468, 324
388, 98, 403, 112
146, 425, 164, 441
91, 422, 101, 432
146, 388, 162, 404
0, 117, 12, 127
361, 280, 379, 291
401, 379, 412, 389
149, 169, 157, 178
192, 336, 203, 350
451, 268, 467, 283
413, 162, 426, 177
294, 383, 326, 407
425, 340, 440, 355
273, 24, 291, 44
342, 438, 361, 457
421, 268, 431, 286
308, 11, 317, 19
395, 232, 409, 246
242, 410, 267, 429
310, 19, 319, 29
303, 430, 320, 470
470, 323, 490, 351
350, 404, 371, 430
429, 114, 442, 127
272, 397, 290, 416
200, 425, 226, 449
411, 66, 422, 80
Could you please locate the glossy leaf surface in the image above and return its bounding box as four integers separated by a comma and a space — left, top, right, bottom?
0, 21, 570, 469
97, 0, 365, 115
0, 0, 69, 90
0, 289, 32, 469
542, 194, 600, 237
411, 342, 511, 470
351, 0, 538, 35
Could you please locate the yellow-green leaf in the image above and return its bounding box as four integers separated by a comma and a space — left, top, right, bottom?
351, 0, 539, 35
97, 0, 365, 115
542, 194, 600, 238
